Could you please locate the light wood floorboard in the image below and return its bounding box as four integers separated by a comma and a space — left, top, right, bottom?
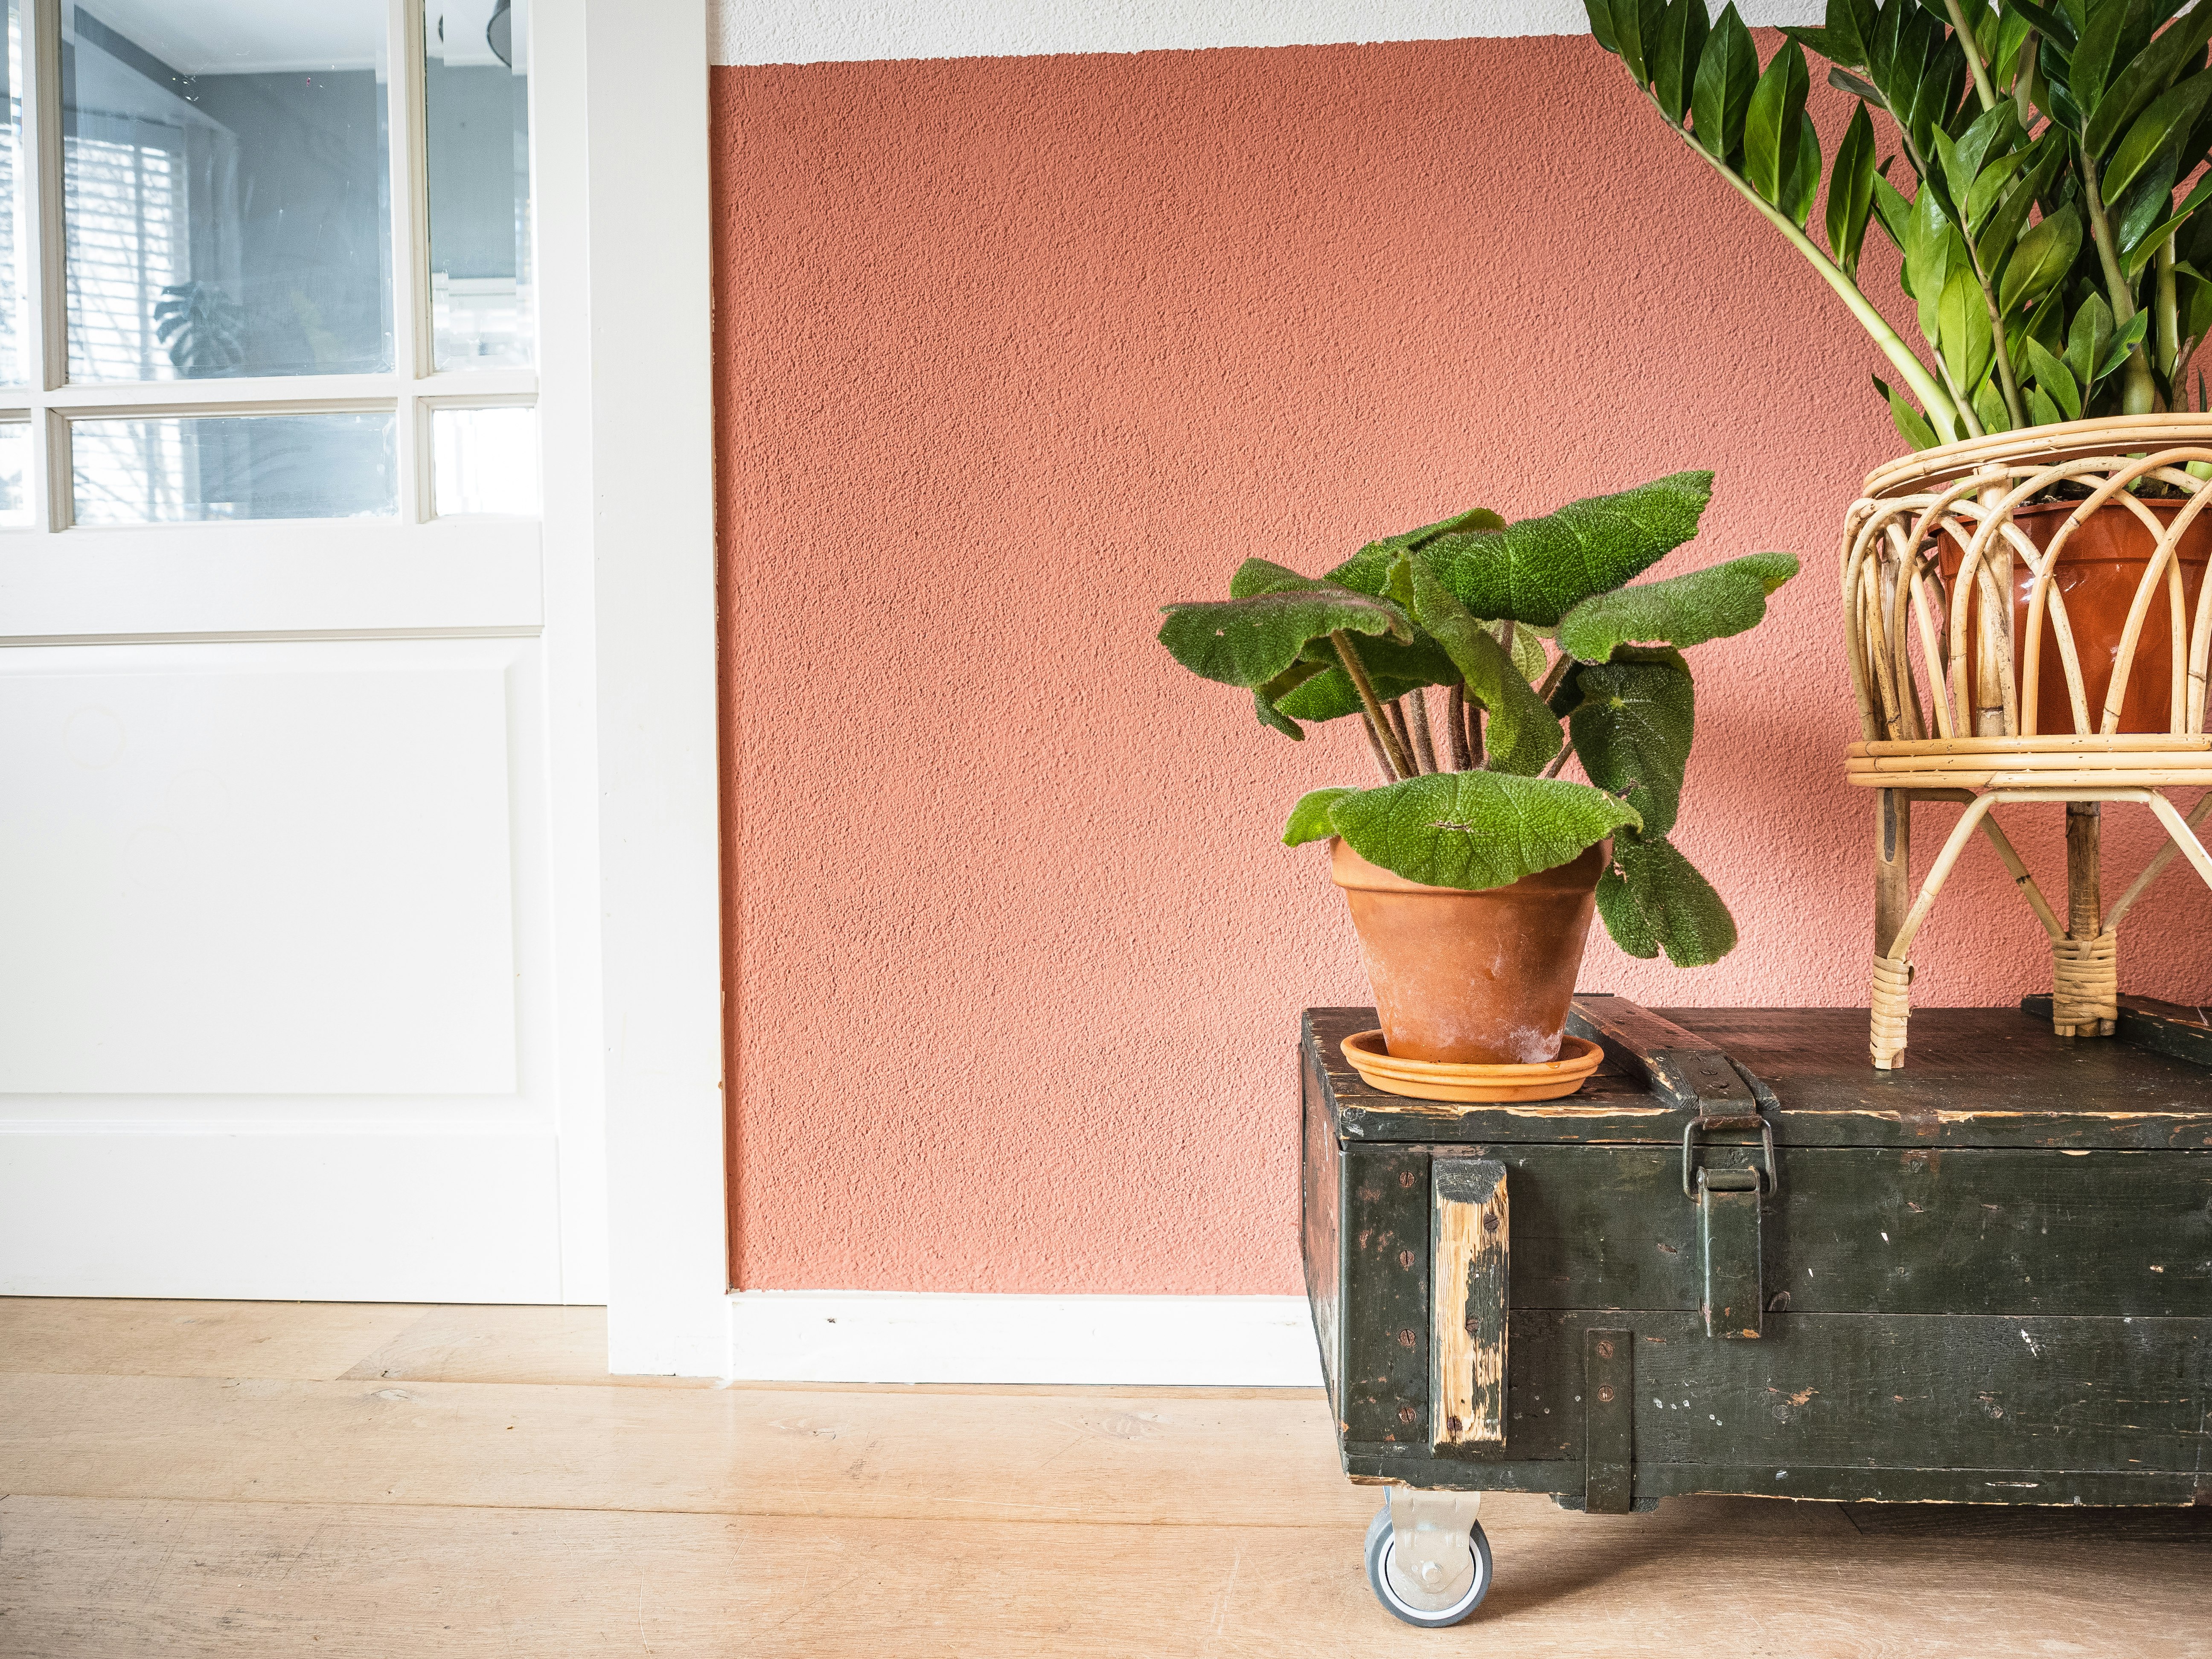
1, 1299, 2207, 1657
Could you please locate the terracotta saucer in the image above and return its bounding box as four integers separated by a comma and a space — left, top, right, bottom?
1340, 1030, 1603, 1104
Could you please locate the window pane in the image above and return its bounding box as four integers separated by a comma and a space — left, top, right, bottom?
61, 3, 393, 382
0, 1, 23, 386
431, 404, 534, 514
0, 420, 29, 524
72, 410, 396, 523
425, 0, 530, 369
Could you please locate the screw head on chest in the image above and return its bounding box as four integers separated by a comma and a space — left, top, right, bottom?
1596, 1339, 1615, 1360
1597, 1385, 1616, 1403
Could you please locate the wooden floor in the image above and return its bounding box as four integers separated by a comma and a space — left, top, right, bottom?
3, 1301, 2209, 1656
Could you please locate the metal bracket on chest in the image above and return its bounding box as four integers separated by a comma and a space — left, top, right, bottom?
1583, 1327, 1633, 1513
1683, 1117, 1770, 1340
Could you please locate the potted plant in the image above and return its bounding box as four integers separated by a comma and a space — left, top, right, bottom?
1584, 0, 2212, 738
1157, 472, 1798, 1074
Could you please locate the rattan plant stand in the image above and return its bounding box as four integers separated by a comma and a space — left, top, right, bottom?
1843, 416, 2212, 1069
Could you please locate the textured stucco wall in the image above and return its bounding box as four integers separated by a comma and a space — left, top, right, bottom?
713, 35, 2212, 1294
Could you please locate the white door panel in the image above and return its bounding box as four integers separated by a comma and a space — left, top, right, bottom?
0, 640, 528, 1099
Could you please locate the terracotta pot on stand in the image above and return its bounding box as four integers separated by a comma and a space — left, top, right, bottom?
1329, 837, 1609, 1102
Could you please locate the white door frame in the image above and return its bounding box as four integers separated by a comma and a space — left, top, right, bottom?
558, 0, 728, 1376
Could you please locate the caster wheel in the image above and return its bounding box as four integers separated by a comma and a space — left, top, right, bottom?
1364, 1502, 1492, 1628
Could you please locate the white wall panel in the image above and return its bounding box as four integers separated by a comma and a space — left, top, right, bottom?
0, 640, 524, 1097
710, 0, 1825, 67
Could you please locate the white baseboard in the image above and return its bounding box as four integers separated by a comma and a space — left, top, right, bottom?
724, 1291, 1324, 1386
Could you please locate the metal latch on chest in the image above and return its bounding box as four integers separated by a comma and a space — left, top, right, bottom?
1677, 1058, 1780, 1342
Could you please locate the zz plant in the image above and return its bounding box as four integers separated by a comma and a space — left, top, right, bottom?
1157, 473, 1799, 966
1588, 0, 2212, 446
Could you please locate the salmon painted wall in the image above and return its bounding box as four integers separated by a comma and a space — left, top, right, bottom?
712, 35, 2212, 1294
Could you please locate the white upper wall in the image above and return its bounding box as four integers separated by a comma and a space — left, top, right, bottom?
710, 0, 1825, 68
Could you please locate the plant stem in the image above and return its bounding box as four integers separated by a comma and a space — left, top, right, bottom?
2080, 150, 2159, 415
1405, 687, 1440, 774
1535, 649, 1573, 704
1358, 710, 1399, 784
1468, 699, 1484, 769
1943, 0, 2000, 116
1963, 234, 2029, 428
1444, 684, 1473, 770
1383, 699, 1419, 772
2157, 235, 2181, 385
1543, 740, 1578, 780
1644, 90, 1965, 437
1333, 630, 1416, 779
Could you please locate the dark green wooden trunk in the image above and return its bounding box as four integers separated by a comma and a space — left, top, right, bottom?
1300, 998, 2212, 1510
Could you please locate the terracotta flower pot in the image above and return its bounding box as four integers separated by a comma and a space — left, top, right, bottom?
1330, 836, 1610, 1065
1940, 497, 2212, 735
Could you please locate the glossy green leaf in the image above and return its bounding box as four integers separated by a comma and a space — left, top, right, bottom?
1905, 186, 1958, 340
1328, 769, 1641, 894
1965, 130, 2040, 230
1743, 39, 1811, 204
1615, 0, 1668, 82
1997, 204, 2082, 313
1784, 109, 1822, 226
1400, 556, 1563, 776
1827, 102, 1880, 275
1596, 831, 1739, 966
1938, 261, 1995, 393
2009, 0, 2078, 50
1829, 62, 1885, 102
1691, 3, 1760, 160
2114, 140, 2185, 254
2025, 383, 2066, 423
2122, 172, 2212, 273
2069, 0, 2147, 124
1282, 786, 1358, 847
2067, 291, 2116, 387
1974, 375, 2013, 434
1158, 587, 1409, 689
2083, 0, 2212, 156
1652, 0, 1711, 121
1585, 0, 1621, 54
2023, 335, 2083, 418
2099, 308, 2151, 377
1973, 134, 2066, 266
1420, 471, 1714, 629
1553, 552, 1801, 662
1559, 648, 1695, 838
1870, 169, 1915, 252
1876, 373, 1943, 448
2102, 68, 2212, 199
2179, 265, 2212, 344
1830, 0, 1880, 68
1944, 102, 2023, 207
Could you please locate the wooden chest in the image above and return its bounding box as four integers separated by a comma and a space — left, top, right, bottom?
1301, 996, 2212, 1512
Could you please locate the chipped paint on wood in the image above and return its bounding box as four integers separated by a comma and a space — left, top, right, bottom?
1430, 1156, 1507, 1447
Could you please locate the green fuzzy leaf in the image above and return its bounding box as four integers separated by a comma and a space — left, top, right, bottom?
1275, 669, 1424, 723
1422, 471, 1714, 629
1938, 261, 1995, 393
2067, 291, 2116, 387
1826, 102, 1879, 276
2023, 335, 2082, 419
1326, 507, 1507, 594
1328, 769, 1642, 894
1691, 3, 1760, 161
1559, 648, 1695, 838
1744, 39, 1811, 205
1282, 786, 1358, 847
1596, 831, 1739, 966
1402, 557, 1564, 775
1228, 557, 1321, 598
1876, 373, 1943, 449
1997, 204, 2081, 315
1158, 588, 1409, 689
1254, 661, 1322, 738
1492, 618, 1549, 685
1652, 0, 1710, 122
1277, 626, 1461, 721
1554, 551, 1801, 661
